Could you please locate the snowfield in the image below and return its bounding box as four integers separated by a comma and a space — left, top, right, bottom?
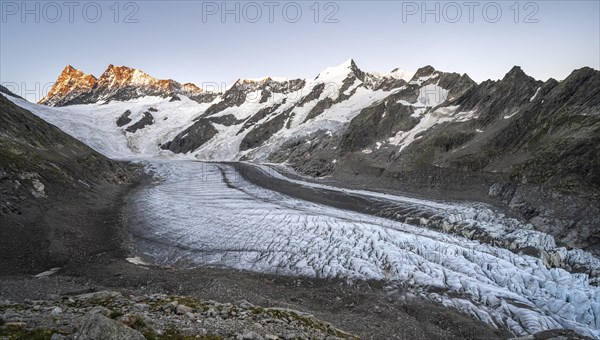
4, 95, 206, 160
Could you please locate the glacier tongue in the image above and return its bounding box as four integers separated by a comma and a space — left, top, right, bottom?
130, 161, 600, 339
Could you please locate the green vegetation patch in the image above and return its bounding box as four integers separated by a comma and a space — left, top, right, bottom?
0, 325, 68, 340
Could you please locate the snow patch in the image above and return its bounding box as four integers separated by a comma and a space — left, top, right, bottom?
530, 87, 541, 101
504, 110, 520, 119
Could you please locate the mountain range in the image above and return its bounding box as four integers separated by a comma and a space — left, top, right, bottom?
13, 59, 600, 256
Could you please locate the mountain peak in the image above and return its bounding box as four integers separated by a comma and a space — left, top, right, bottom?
386, 67, 413, 82
339, 58, 355, 68
181, 82, 203, 93
412, 65, 436, 79
39, 65, 97, 105
100, 64, 144, 81
406, 65, 440, 85
344, 58, 362, 74
502, 66, 531, 81
105, 64, 134, 72
58, 64, 91, 78
315, 58, 364, 83
95, 65, 182, 95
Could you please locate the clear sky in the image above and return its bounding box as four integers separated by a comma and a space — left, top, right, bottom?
1, 0, 599, 98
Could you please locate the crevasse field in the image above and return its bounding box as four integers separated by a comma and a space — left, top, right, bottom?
129, 161, 600, 338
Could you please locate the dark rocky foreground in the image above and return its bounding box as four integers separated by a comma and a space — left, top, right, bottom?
0, 289, 355, 340
0, 259, 516, 340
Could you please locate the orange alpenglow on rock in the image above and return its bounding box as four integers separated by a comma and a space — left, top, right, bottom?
40, 65, 97, 105
39, 65, 209, 106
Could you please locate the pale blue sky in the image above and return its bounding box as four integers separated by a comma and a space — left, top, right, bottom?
1, 0, 599, 98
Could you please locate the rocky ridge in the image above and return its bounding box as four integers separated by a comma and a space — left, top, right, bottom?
39, 65, 218, 106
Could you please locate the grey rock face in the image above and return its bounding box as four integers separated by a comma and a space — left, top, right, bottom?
302, 74, 358, 123
240, 110, 290, 151
455, 66, 542, 127
161, 119, 218, 154
269, 129, 341, 177
296, 83, 325, 107
125, 112, 154, 133
337, 67, 475, 155
116, 110, 132, 127
341, 99, 417, 152
208, 114, 246, 126
203, 78, 304, 118
238, 103, 284, 134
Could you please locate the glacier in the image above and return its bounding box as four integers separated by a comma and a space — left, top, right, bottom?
128, 161, 600, 338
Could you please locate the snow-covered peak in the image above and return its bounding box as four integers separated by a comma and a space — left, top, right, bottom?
315, 58, 362, 83
225, 77, 305, 96
314, 59, 415, 92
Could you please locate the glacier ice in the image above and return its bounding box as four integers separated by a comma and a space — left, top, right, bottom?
129, 161, 600, 338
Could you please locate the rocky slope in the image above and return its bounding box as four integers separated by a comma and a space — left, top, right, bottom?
0, 88, 138, 274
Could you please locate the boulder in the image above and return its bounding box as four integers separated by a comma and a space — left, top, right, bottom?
74, 313, 145, 340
